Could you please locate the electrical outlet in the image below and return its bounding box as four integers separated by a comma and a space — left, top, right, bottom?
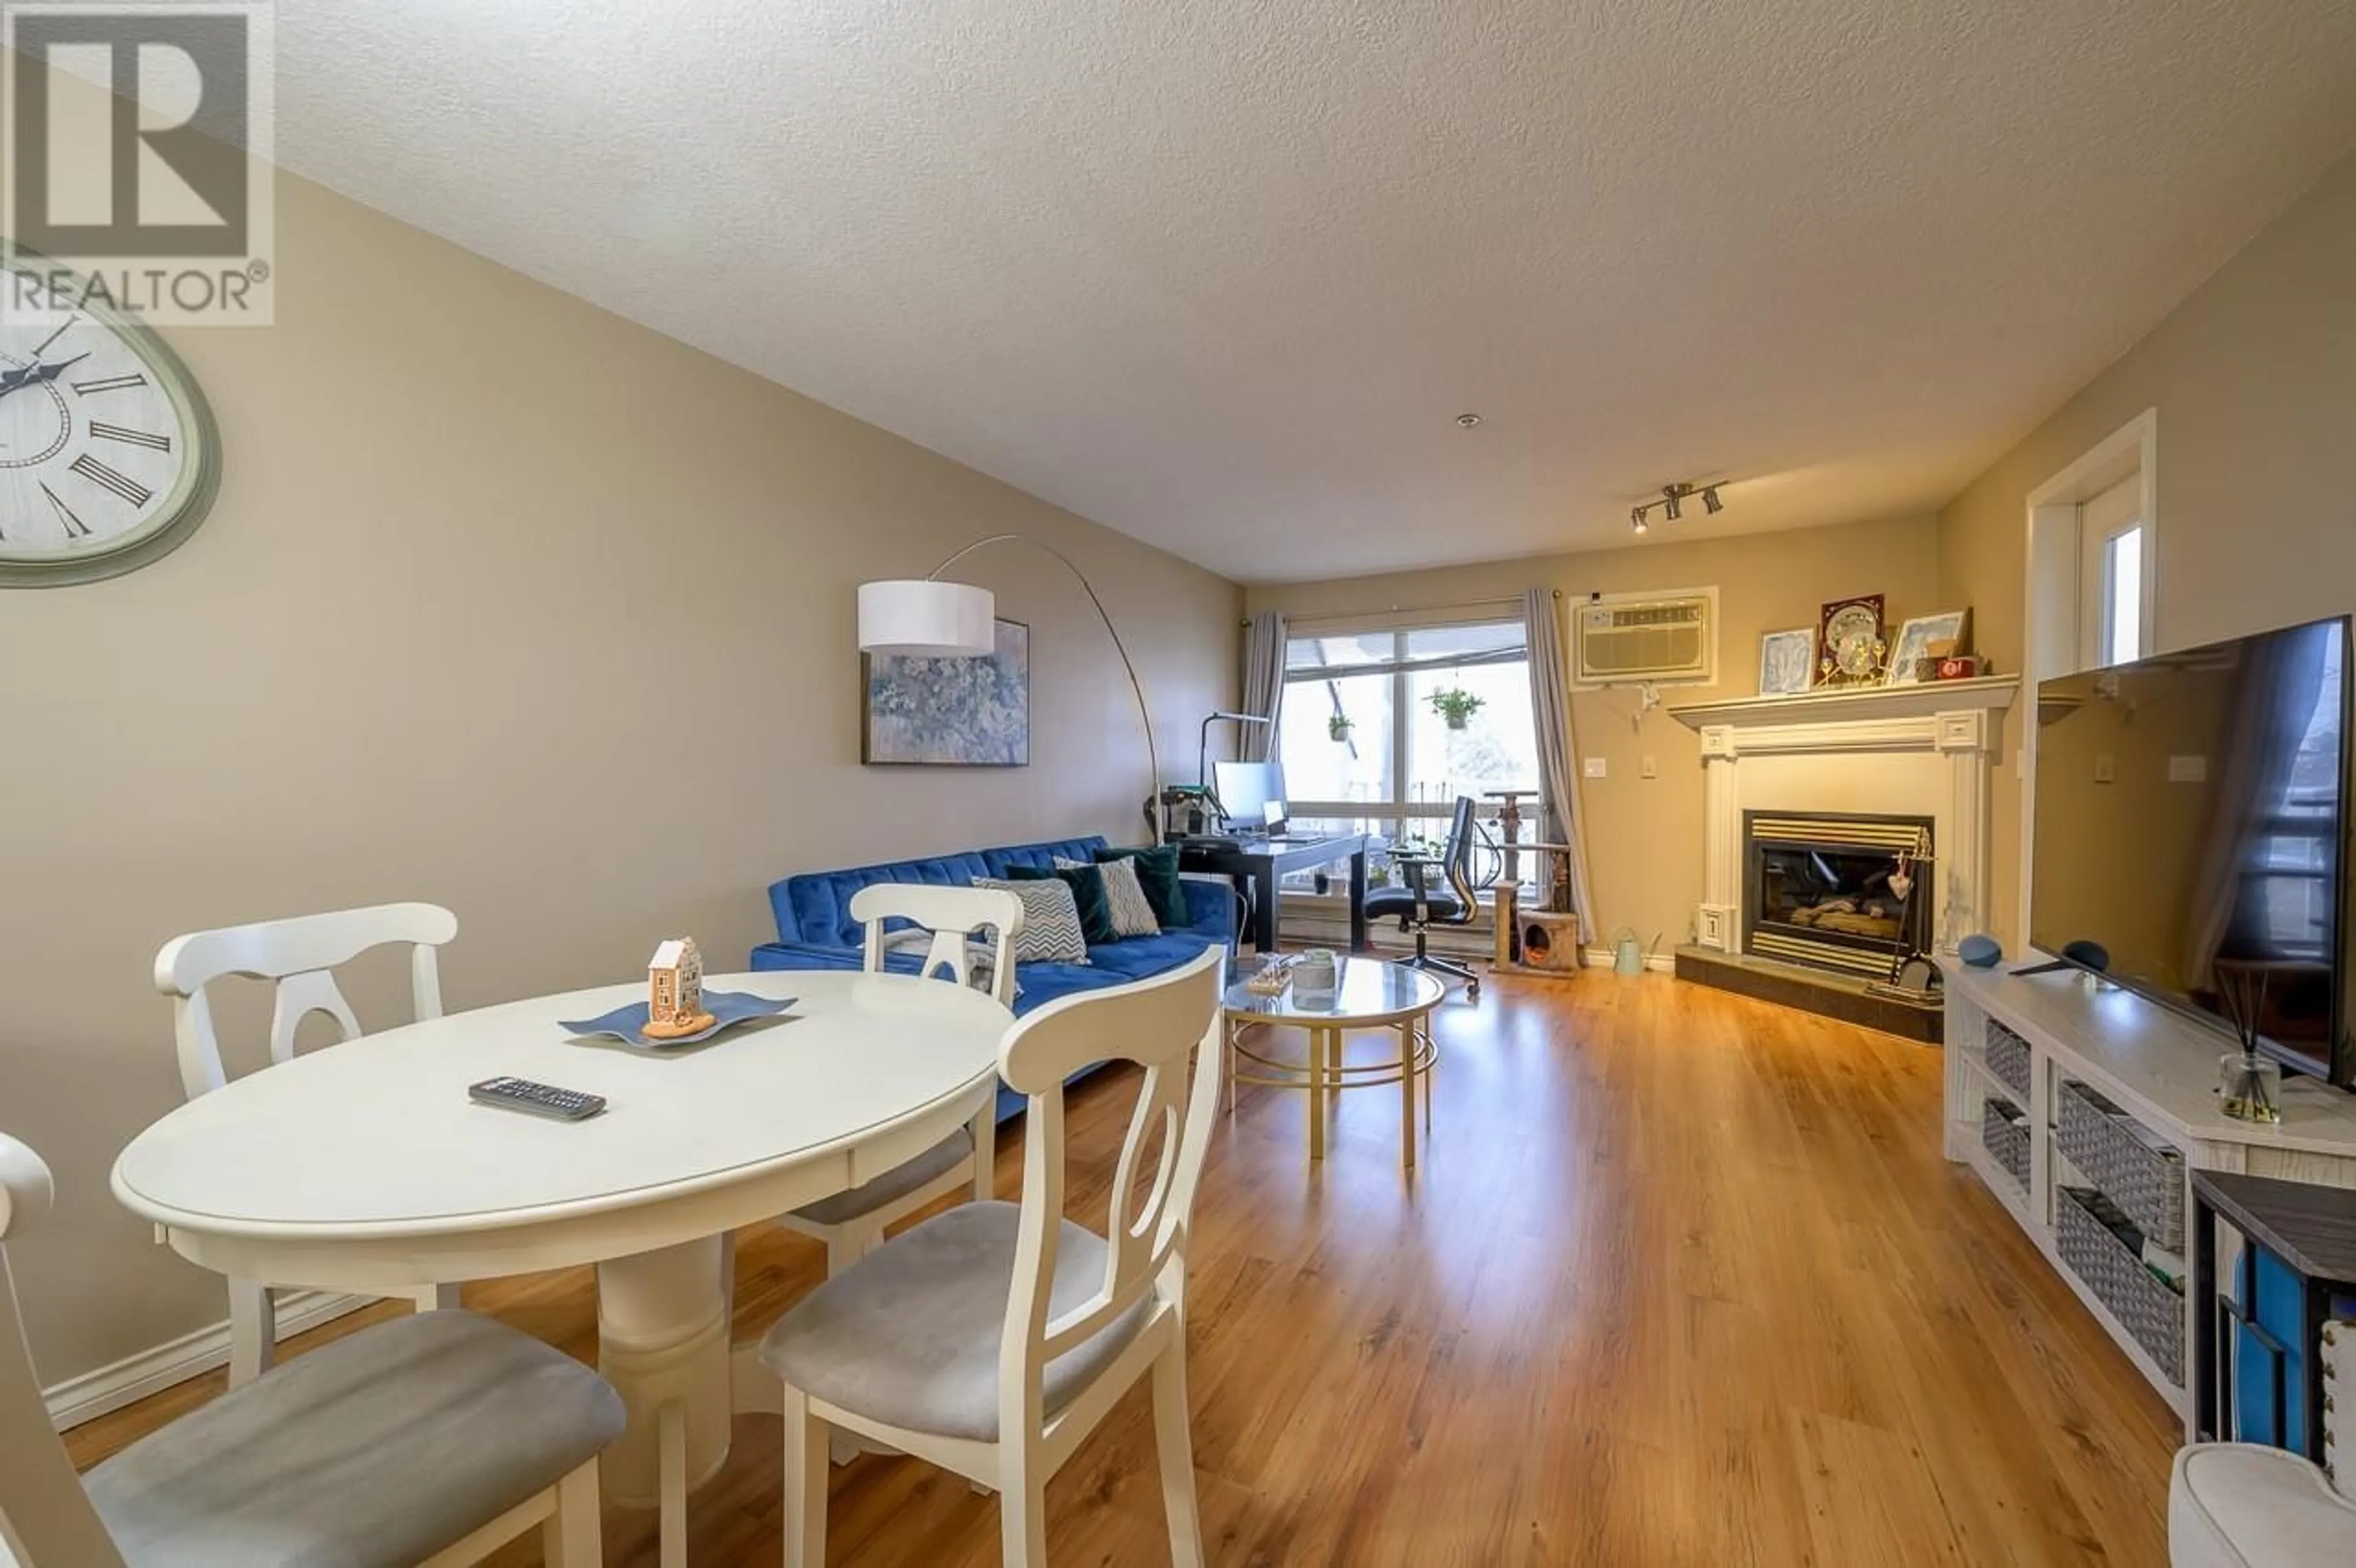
2093, 753, 2115, 784
1583, 757, 1607, 778
1641, 754, 1658, 779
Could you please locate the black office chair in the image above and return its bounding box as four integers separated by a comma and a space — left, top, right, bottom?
1365, 796, 1481, 997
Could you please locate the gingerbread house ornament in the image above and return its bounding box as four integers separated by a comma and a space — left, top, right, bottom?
647, 937, 705, 1028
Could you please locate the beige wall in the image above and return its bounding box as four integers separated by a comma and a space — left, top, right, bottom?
1941, 148, 2356, 943
2030, 663, 2235, 988
1245, 515, 1944, 952
0, 168, 1240, 1385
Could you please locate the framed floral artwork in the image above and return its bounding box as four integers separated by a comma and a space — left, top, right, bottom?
862, 618, 1030, 765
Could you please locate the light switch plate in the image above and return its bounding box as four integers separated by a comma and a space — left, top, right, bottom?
1583, 757, 1607, 778
1641, 754, 1658, 779
2093, 753, 2115, 784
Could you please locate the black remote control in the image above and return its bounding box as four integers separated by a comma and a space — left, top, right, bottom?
468, 1077, 607, 1121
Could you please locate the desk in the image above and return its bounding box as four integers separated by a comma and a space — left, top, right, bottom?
1177, 831, 1369, 955
112, 970, 1007, 1562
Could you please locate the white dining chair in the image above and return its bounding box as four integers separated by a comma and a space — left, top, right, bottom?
0, 1132, 622, 1568
153, 902, 464, 1385
2170, 1439, 2356, 1566
774, 883, 1023, 1274
761, 943, 1225, 1568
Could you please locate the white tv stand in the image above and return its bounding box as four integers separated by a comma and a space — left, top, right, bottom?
1942, 956, 2356, 1428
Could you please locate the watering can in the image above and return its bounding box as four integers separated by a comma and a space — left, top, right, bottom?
1610, 928, 1651, 976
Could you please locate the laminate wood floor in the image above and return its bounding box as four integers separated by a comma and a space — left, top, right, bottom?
65, 972, 2177, 1565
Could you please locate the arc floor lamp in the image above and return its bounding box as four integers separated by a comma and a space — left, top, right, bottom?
858, 534, 1166, 840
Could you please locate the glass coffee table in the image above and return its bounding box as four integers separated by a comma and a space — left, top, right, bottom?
1223, 956, 1444, 1166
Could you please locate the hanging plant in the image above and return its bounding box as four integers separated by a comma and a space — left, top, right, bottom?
1328, 713, 1355, 742
1428, 687, 1485, 730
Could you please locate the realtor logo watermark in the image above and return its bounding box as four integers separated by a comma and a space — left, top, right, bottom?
1, 1, 274, 325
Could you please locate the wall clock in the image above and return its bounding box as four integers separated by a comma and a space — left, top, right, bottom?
0, 253, 221, 587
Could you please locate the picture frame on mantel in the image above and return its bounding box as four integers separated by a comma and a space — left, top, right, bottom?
1762, 626, 1809, 692
861, 617, 1031, 766
1885, 610, 1974, 686
1758, 628, 1816, 696
1817, 594, 1888, 687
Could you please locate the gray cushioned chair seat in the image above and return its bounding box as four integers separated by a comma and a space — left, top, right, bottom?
83, 1309, 624, 1568
1363, 883, 1465, 921
793, 1127, 973, 1226
761, 1199, 1153, 1441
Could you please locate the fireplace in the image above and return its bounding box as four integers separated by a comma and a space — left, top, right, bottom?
1671, 680, 2014, 1040
1742, 810, 1933, 979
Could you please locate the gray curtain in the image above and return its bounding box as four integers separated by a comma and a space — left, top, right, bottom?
1524, 588, 1596, 924
1241, 611, 1287, 764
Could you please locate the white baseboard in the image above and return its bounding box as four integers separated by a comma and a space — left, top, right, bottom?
45, 1289, 375, 1431
1582, 945, 1675, 973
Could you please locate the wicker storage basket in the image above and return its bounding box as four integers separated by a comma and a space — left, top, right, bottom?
2054, 1080, 2185, 1251
1984, 1019, 2033, 1102
1980, 1099, 2030, 1193
2055, 1185, 2184, 1386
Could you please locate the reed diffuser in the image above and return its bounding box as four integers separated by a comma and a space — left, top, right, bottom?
2215, 968, 2283, 1125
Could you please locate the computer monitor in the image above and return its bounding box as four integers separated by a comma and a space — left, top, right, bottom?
1212, 760, 1287, 834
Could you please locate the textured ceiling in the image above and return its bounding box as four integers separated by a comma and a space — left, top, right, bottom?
265, 0, 2356, 582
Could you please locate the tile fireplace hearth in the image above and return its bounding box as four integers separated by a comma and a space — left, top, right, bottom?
1672, 944, 1944, 1040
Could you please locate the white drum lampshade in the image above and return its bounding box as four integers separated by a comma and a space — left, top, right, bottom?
857, 579, 995, 657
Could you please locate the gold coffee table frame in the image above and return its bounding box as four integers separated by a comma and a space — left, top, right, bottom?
1222, 957, 1444, 1166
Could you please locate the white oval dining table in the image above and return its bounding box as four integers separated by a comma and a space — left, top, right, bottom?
110, 968, 1010, 1550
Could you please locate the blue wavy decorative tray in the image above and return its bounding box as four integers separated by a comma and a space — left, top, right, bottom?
558, 990, 796, 1050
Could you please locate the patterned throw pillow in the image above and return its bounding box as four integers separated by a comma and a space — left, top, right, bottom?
1061, 855, 1160, 938
1093, 844, 1187, 926
971, 877, 1091, 965
1007, 863, 1117, 945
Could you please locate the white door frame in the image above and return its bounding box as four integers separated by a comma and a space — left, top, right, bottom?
2017, 408, 2160, 940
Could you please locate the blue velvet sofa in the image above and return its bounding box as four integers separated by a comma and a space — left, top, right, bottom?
750, 834, 1235, 1120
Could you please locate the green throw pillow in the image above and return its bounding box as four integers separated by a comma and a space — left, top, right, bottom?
1094, 844, 1186, 927
1007, 863, 1117, 946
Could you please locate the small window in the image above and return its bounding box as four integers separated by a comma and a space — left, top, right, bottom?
2104, 525, 2144, 666
2077, 472, 2147, 669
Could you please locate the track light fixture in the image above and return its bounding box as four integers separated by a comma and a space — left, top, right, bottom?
1628, 480, 1728, 533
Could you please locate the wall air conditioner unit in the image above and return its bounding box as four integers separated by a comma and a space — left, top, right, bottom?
1573, 589, 1719, 686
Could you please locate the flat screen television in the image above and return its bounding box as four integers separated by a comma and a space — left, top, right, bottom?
2032, 615, 2355, 1088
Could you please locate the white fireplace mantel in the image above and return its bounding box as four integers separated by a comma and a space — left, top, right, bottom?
1666, 675, 2018, 734
1668, 677, 2019, 957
